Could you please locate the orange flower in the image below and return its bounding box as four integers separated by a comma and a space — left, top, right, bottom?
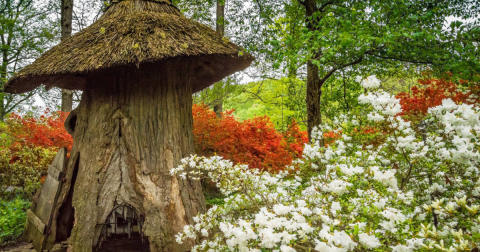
193, 104, 307, 172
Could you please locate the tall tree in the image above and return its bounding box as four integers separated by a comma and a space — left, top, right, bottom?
0, 0, 57, 120
177, 0, 241, 117
216, 0, 225, 36
280, 0, 480, 138
60, 0, 74, 112
213, 0, 225, 116
174, 0, 480, 139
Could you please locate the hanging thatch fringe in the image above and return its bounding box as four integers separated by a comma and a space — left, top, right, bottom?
5, 0, 254, 94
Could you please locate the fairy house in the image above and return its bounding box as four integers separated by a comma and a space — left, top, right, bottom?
5, 0, 254, 251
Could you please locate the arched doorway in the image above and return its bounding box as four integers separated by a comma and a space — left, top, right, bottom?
93, 205, 149, 252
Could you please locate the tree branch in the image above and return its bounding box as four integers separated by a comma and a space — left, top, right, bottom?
4, 91, 35, 114
319, 56, 364, 83
318, 1, 334, 13
296, 0, 306, 7
365, 51, 434, 64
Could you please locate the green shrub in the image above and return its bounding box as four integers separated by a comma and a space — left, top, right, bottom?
0, 197, 30, 245
0, 145, 57, 198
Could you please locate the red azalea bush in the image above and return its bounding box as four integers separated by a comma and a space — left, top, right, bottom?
396, 78, 479, 121
193, 104, 308, 172
0, 110, 72, 196
323, 126, 385, 148
323, 131, 342, 146
282, 120, 309, 158
322, 78, 480, 149
2, 106, 307, 191
323, 77, 480, 150
7, 109, 72, 151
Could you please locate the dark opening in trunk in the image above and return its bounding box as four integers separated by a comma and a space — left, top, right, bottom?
93, 205, 149, 252
56, 154, 80, 243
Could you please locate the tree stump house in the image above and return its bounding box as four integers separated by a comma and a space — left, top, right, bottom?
5, 0, 253, 251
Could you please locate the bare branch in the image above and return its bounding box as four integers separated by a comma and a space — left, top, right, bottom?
4, 91, 35, 114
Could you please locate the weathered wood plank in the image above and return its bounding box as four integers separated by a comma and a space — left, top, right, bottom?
47, 165, 62, 181
22, 147, 67, 252
27, 209, 46, 234
35, 173, 61, 224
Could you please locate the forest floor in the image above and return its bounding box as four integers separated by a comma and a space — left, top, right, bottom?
1, 242, 66, 252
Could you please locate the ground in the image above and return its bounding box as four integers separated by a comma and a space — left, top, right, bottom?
1, 242, 66, 252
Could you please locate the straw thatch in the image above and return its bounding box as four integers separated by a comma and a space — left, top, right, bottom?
5, 0, 254, 94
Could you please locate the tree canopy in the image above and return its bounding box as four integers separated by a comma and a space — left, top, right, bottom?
0, 0, 58, 120
176, 0, 480, 137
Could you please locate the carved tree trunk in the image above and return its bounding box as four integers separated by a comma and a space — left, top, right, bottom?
61, 60, 205, 251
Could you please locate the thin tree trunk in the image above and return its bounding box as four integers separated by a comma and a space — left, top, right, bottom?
56, 61, 205, 251
0, 50, 9, 120
0, 90, 5, 121
0, 65, 6, 121
61, 89, 73, 112
304, 0, 323, 140
343, 71, 349, 111
216, 0, 225, 37
0, 0, 10, 121
214, 0, 225, 117
60, 0, 74, 112
213, 103, 223, 117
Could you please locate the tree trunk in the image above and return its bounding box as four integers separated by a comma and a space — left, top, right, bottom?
304, 0, 323, 140
60, 0, 74, 112
0, 92, 4, 121
213, 103, 223, 118
61, 89, 73, 112
213, 0, 225, 117
59, 60, 205, 251
0, 0, 10, 121
306, 60, 323, 140
1, 49, 9, 120
216, 0, 225, 37
0, 69, 6, 121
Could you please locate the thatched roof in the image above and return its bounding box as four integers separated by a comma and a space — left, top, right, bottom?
5, 0, 254, 94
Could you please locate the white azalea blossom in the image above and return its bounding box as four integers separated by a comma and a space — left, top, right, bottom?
172, 78, 480, 251
358, 233, 382, 248
358, 75, 381, 89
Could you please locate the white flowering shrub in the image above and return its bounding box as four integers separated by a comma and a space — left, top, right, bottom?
172, 77, 480, 252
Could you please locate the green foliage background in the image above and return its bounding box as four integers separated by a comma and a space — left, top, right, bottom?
221, 70, 422, 132
0, 197, 30, 246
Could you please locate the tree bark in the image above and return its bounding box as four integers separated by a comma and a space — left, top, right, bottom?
306, 59, 323, 140
0, 63, 7, 121
60, 0, 74, 112
0, 0, 11, 121
1, 28, 9, 120
304, 0, 323, 140
213, 0, 225, 117
59, 60, 205, 251
216, 0, 225, 37
213, 103, 223, 118
61, 89, 73, 112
